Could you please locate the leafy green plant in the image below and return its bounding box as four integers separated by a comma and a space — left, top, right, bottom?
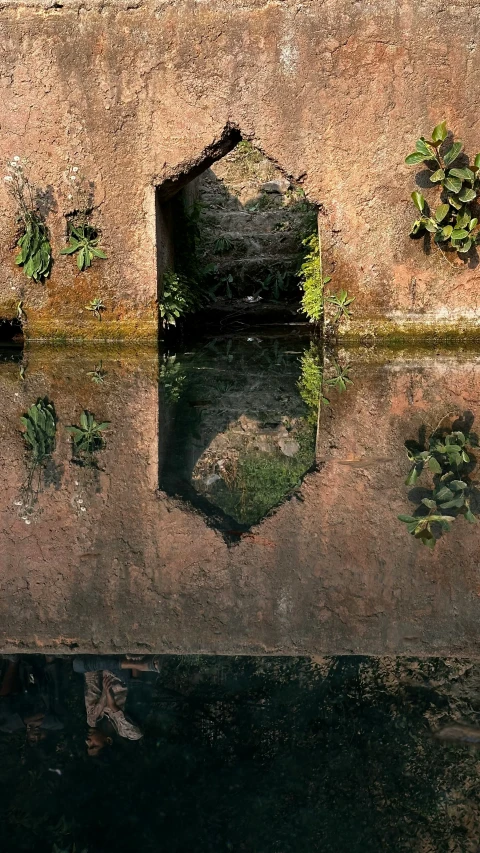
159, 355, 187, 403
406, 121, 480, 255
326, 290, 355, 324
60, 224, 107, 271
66, 411, 110, 465
4, 157, 52, 282
260, 269, 293, 301
19, 397, 57, 513
298, 233, 328, 322
213, 235, 234, 255
21, 398, 56, 464
399, 416, 478, 548
86, 361, 107, 384
85, 297, 106, 320
15, 217, 52, 282
160, 270, 198, 327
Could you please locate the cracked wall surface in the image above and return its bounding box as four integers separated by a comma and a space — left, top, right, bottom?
1, 0, 480, 338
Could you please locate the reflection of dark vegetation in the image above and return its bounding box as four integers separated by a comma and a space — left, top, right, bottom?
210, 423, 315, 526
159, 355, 187, 403
399, 413, 478, 548
19, 398, 57, 512
66, 411, 109, 468
298, 344, 353, 423
1, 655, 480, 853
160, 337, 317, 531
86, 362, 107, 385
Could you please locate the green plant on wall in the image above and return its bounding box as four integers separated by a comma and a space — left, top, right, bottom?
61, 167, 107, 271
399, 415, 478, 548
60, 224, 107, 271
4, 157, 52, 282
298, 233, 355, 329
406, 121, 480, 256
160, 270, 196, 327
298, 233, 326, 322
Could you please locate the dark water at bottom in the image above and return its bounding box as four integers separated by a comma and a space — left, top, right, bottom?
1, 653, 480, 853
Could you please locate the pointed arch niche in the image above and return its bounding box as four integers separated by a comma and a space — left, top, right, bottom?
155, 124, 319, 336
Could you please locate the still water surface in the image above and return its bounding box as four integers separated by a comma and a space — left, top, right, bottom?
1, 334, 480, 850
0, 653, 480, 853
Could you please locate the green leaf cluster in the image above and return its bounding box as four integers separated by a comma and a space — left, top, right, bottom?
325, 289, 355, 324
65, 411, 110, 458
399, 421, 478, 548
20, 397, 56, 464
60, 224, 107, 271
298, 233, 325, 322
298, 347, 353, 423
159, 269, 206, 327
159, 355, 187, 403
406, 122, 480, 254
15, 214, 52, 282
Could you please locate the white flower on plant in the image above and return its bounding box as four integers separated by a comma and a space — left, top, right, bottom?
4, 175, 12, 182
67, 193, 73, 200
70, 175, 76, 181
72, 166, 79, 172
13, 156, 20, 162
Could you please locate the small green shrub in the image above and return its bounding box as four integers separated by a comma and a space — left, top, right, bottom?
19, 397, 57, 513
298, 233, 327, 322
298, 234, 354, 328
160, 270, 197, 327
66, 410, 110, 465
399, 417, 478, 548
21, 398, 56, 464
4, 158, 52, 282
326, 289, 355, 324
85, 297, 106, 320
406, 121, 480, 255
60, 224, 107, 271
15, 216, 52, 282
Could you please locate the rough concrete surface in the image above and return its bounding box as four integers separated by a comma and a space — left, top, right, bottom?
1, 344, 480, 655
1, 0, 480, 338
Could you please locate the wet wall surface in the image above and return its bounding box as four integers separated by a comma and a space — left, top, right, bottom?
1, 335, 480, 656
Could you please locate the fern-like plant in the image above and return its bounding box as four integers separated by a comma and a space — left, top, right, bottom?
298, 234, 329, 322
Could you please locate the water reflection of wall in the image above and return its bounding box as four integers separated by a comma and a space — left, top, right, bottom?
2, 347, 480, 656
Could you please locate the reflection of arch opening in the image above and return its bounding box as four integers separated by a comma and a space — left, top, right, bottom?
155, 124, 319, 339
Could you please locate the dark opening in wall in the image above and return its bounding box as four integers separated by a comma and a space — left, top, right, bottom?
156, 132, 318, 338
0, 317, 23, 344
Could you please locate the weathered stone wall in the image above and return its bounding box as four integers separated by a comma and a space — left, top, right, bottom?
1, 0, 480, 339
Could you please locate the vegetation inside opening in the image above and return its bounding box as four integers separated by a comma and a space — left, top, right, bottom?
157, 140, 320, 331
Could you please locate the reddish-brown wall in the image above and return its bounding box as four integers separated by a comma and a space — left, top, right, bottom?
1, 0, 480, 339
